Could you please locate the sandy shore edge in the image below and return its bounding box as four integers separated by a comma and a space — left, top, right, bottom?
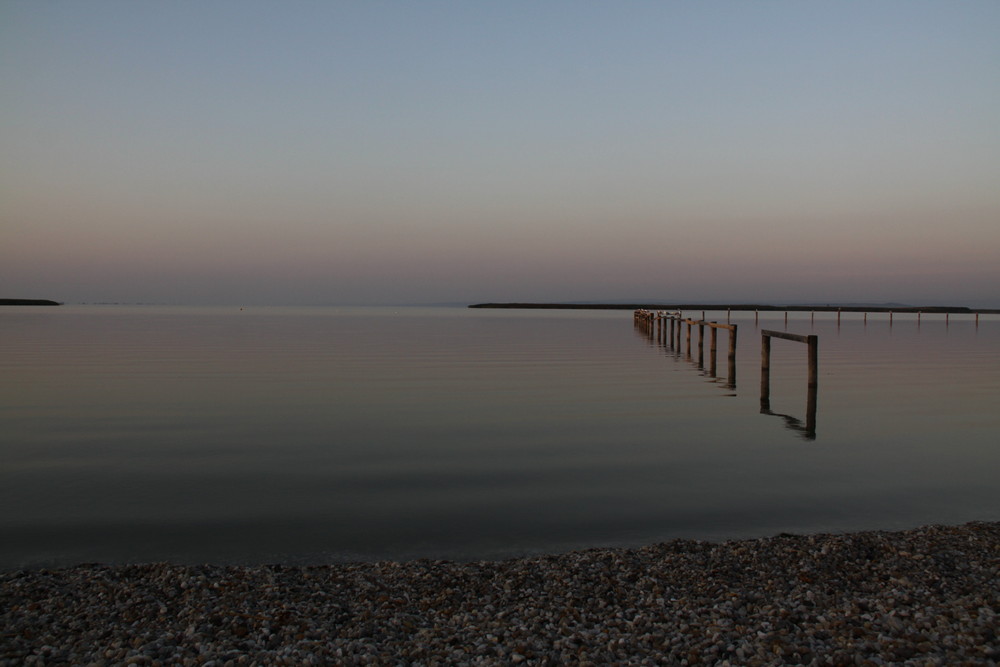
3, 522, 998, 665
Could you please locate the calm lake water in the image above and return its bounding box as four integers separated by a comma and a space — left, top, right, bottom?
2, 305, 998, 569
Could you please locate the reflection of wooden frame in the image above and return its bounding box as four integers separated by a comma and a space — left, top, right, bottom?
760, 330, 818, 440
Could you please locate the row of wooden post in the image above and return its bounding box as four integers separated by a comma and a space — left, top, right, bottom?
747, 309, 981, 327
640, 308, 982, 327
634, 310, 738, 387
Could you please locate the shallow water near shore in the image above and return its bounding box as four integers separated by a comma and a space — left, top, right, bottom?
1, 305, 998, 569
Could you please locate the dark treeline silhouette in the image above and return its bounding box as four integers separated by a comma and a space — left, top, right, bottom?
0, 298, 61, 306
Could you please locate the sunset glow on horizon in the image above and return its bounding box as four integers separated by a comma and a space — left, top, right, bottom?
3, 2, 999, 307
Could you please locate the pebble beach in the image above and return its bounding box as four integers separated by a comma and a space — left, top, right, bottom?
2, 522, 997, 666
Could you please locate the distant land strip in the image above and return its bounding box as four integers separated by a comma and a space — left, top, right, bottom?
0, 298, 61, 306
469, 303, 1000, 314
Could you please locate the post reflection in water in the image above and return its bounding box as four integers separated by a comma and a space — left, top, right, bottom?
760, 383, 818, 441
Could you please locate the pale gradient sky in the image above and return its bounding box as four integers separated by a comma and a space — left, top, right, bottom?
3, 1, 999, 306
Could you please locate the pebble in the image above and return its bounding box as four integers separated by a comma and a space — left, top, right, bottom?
1, 522, 997, 665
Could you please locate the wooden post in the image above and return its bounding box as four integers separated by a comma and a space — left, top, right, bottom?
890, 311, 894, 325
807, 334, 818, 392
760, 333, 771, 410
697, 321, 705, 367
728, 325, 738, 388
709, 323, 718, 377
806, 335, 818, 437
685, 321, 692, 358
838, 308, 841, 325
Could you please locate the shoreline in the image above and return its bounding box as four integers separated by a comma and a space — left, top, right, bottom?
3, 522, 997, 665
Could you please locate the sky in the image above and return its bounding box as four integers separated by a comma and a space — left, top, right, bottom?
2, 1, 999, 307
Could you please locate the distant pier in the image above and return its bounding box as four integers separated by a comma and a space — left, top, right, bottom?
470, 302, 996, 314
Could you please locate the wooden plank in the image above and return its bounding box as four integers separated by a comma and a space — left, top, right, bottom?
761, 329, 811, 344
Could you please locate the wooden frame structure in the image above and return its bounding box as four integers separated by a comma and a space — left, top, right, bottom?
760, 329, 818, 439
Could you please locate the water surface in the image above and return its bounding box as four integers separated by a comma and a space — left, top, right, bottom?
2, 306, 997, 568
